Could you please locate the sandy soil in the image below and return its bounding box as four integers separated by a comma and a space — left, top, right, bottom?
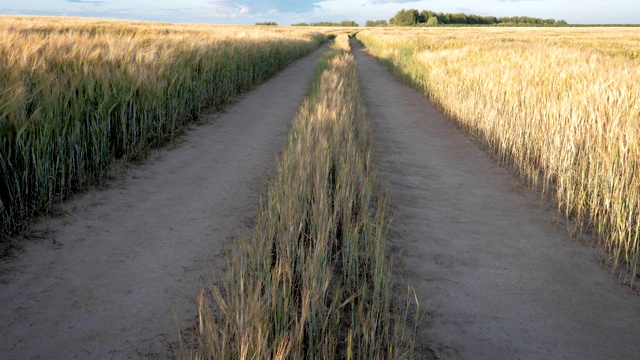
0, 46, 326, 359
352, 39, 640, 359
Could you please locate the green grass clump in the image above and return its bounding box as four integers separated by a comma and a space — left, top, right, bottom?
187, 35, 415, 359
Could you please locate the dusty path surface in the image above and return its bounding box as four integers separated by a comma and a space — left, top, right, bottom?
0, 46, 325, 360
352, 39, 640, 359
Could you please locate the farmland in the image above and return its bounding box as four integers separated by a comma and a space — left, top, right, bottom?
357, 27, 640, 284
1, 18, 640, 359
0, 16, 324, 244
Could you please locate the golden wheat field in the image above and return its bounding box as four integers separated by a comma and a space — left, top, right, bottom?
0, 16, 324, 241
357, 27, 640, 283
2, 15, 640, 358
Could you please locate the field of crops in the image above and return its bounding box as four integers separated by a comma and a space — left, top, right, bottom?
0, 16, 324, 243
3, 14, 640, 357
357, 27, 640, 283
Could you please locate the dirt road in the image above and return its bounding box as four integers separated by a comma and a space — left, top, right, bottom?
0, 46, 326, 359
352, 39, 640, 359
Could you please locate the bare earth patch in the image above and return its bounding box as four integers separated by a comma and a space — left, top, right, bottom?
352, 39, 640, 360
0, 46, 325, 359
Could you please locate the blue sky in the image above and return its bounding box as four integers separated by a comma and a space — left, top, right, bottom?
1, 0, 638, 25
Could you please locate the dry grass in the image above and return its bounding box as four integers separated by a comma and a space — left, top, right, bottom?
184, 35, 416, 359
357, 27, 640, 285
0, 16, 324, 244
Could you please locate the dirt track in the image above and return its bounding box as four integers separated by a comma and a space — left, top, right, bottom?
352, 39, 640, 359
0, 46, 326, 359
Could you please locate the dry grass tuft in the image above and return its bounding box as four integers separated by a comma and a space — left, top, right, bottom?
186, 35, 416, 359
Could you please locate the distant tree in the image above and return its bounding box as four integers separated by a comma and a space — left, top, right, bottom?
420, 10, 437, 22
366, 19, 388, 27
426, 17, 439, 27
340, 20, 359, 27
450, 13, 467, 24
441, 13, 452, 24
255, 22, 278, 26
291, 22, 309, 26
390, 9, 420, 26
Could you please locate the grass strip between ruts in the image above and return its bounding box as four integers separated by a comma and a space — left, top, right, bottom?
184, 34, 416, 359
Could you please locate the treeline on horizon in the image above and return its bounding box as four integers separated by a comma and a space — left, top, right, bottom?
292, 20, 359, 27
367, 9, 569, 27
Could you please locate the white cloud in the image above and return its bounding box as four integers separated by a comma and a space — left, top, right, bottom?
205, 0, 251, 18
